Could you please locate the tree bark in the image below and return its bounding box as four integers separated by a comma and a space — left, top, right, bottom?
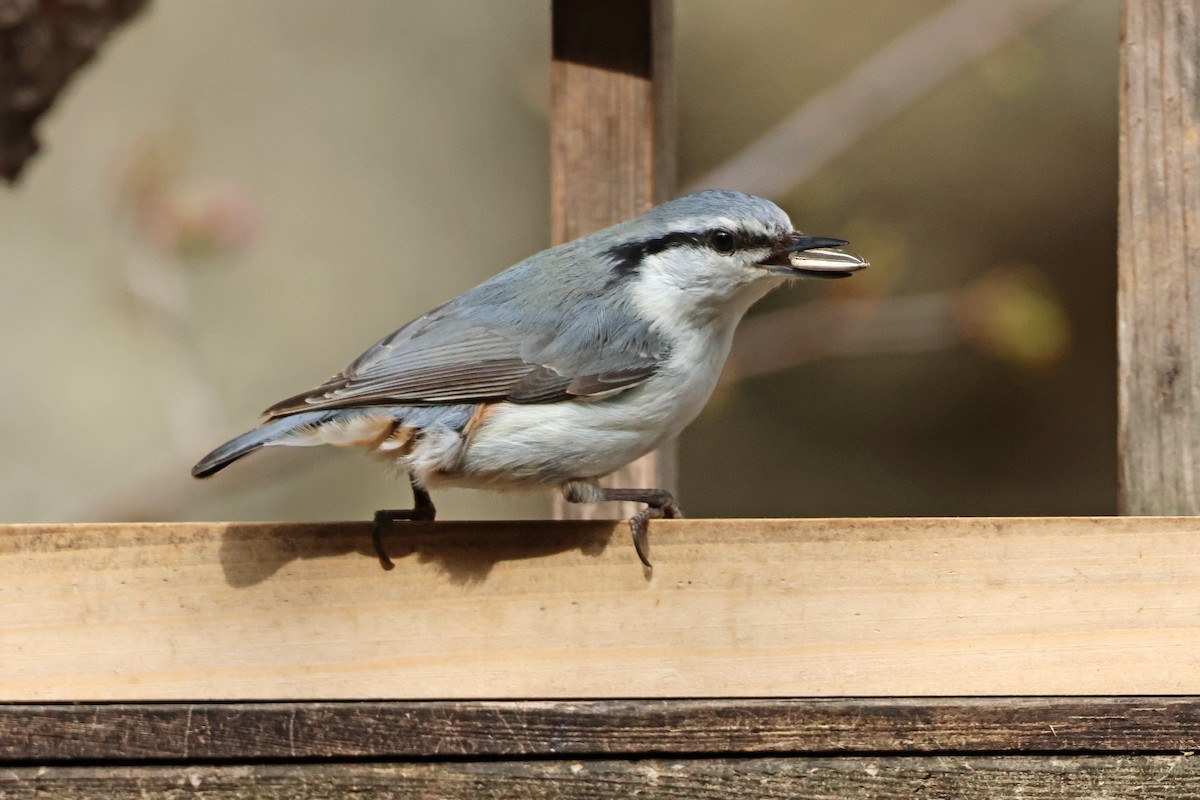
0, 0, 149, 183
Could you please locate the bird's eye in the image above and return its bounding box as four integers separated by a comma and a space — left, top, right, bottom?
708, 229, 737, 253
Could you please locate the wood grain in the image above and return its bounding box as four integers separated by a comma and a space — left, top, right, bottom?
5, 518, 1200, 700
2, 757, 1198, 799
1118, 0, 1200, 513
5, 698, 1200, 761
550, 0, 676, 519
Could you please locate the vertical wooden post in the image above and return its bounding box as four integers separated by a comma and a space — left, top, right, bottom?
1118, 0, 1200, 513
550, 0, 676, 519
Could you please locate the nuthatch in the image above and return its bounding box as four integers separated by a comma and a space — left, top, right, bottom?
193, 190, 868, 567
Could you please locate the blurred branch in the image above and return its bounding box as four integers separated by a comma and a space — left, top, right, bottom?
687, 0, 1072, 197
722, 264, 1070, 385
121, 249, 226, 453
0, 0, 149, 183
72, 135, 263, 521
722, 293, 958, 385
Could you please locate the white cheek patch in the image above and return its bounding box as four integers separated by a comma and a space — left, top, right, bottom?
631, 247, 781, 332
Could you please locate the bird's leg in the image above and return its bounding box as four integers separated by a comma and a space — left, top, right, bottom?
599, 488, 683, 567
560, 480, 683, 568
372, 478, 436, 571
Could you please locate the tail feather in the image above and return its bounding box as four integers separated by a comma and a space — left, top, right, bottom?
191, 410, 330, 478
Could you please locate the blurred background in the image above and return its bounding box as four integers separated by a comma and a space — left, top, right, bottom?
0, 0, 1117, 524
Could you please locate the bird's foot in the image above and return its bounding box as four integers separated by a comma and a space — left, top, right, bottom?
372, 485, 436, 570
628, 495, 683, 568
565, 485, 682, 568
628, 507, 661, 568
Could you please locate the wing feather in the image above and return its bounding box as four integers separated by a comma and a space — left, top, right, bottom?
263, 301, 666, 418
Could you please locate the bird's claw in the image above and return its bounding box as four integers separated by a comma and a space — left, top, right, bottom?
372, 504, 436, 571
372, 511, 400, 571
629, 509, 657, 568
629, 502, 682, 568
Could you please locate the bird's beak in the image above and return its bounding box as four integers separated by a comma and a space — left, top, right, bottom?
757, 233, 869, 279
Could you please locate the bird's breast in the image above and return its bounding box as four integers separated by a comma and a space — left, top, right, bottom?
442, 324, 735, 487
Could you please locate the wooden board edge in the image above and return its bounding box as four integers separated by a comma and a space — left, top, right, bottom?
3, 756, 1199, 799
4, 698, 1200, 763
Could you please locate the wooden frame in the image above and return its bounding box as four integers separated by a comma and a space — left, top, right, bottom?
3, 700, 1198, 796
1118, 0, 1200, 513
550, 0, 676, 518
7, 698, 1200, 761
4, 0, 1199, 795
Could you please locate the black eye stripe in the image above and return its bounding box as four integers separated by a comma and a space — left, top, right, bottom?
704, 228, 773, 252
605, 227, 775, 280
729, 229, 773, 249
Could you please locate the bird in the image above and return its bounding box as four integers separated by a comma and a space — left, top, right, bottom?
192, 190, 868, 569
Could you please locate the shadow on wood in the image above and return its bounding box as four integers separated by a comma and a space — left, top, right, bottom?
217, 520, 618, 587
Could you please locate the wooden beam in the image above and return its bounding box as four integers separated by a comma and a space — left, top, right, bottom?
3, 757, 1198, 799
549, 0, 676, 519
5, 518, 1200, 700
5, 698, 1200, 762
1118, 0, 1200, 513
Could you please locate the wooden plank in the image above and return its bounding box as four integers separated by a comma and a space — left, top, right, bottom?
550, 0, 676, 518
6, 518, 1200, 700
2, 757, 1198, 799
1118, 0, 1200, 513
5, 698, 1200, 761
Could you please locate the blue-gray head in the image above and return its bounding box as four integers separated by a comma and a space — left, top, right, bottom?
590, 190, 868, 323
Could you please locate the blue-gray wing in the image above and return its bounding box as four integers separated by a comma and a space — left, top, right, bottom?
263, 299, 667, 418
